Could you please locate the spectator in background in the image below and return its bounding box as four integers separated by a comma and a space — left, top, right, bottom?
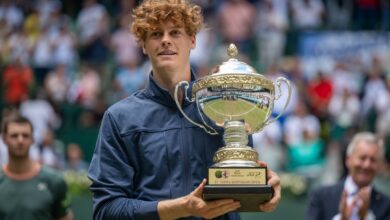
19, 88, 61, 146
0, 114, 73, 220
284, 100, 324, 176
22, 7, 40, 47
361, 58, 387, 132
110, 14, 141, 69
256, 0, 288, 69
328, 88, 361, 142
112, 60, 146, 98
113, 0, 136, 27
290, 0, 325, 30
40, 128, 66, 170
216, 0, 257, 60
376, 76, 390, 139
44, 64, 72, 108
331, 62, 361, 96
325, 0, 353, 29
65, 143, 88, 172
266, 64, 298, 120
76, 0, 109, 66
2, 55, 34, 107
189, 28, 214, 77
36, 0, 62, 29
0, 19, 11, 54
3, 27, 32, 65
354, 0, 381, 30
52, 23, 78, 68
306, 132, 390, 220
306, 71, 333, 120
67, 63, 101, 109
0, 0, 24, 30
31, 25, 54, 85
252, 118, 285, 172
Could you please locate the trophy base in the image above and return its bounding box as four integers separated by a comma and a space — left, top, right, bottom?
203, 185, 274, 212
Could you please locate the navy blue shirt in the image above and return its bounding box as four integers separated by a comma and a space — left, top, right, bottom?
88, 73, 242, 220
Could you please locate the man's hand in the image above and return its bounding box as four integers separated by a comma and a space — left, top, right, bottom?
357, 187, 371, 220
340, 190, 353, 220
340, 187, 371, 220
158, 179, 241, 220
257, 161, 281, 212
183, 179, 241, 219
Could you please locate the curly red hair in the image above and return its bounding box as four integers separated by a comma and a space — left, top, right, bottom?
131, 0, 203, 43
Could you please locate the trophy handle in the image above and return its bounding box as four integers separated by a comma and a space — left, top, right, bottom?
265, 77, 291, 126
174, 81, 218, 135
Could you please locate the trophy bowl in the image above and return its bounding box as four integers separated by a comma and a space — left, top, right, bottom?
174, 44, 291, 211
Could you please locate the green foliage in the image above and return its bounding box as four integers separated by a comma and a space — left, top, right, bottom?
280, 172, 308, 197
63, 170, 92, 196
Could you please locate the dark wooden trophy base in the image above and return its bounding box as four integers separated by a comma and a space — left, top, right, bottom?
203, 166, 274, 212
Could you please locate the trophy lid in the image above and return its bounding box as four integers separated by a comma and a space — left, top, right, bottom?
192, 44, 274, 95
212, 44, 257, 75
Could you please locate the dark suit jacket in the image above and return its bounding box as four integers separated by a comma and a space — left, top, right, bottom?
305, 180, 390, 220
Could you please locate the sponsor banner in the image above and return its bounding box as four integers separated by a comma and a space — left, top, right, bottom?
298, 32, 390, 79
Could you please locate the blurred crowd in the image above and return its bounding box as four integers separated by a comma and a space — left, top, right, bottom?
1, 0, 390, 190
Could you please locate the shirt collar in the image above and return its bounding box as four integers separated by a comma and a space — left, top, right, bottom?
145, 71, 196, 108
344, 176, 372, 196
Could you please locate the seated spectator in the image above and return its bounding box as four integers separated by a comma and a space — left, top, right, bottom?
44, 64, 71, 107
39, 129, 66, 170
65, 143, 88, 172
67, 64, 101, 109
284, 101, 324, 176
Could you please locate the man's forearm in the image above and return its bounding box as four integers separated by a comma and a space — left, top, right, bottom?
157, 196, 190, 220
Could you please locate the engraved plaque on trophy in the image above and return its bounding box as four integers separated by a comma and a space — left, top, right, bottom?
174, 44, 291, 212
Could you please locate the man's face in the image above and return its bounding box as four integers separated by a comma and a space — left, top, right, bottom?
3, 122, 33, 159
346, 141, 381, 188
142, 21, 195, 74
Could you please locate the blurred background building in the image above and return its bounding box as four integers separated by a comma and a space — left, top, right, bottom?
1, 0, 390, 219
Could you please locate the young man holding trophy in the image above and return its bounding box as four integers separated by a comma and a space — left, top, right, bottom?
88, 0, 282, 219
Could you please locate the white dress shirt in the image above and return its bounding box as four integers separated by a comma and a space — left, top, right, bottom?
332, 176, 375, 220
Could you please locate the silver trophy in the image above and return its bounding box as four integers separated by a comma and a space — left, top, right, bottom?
174, 44, 291, 211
